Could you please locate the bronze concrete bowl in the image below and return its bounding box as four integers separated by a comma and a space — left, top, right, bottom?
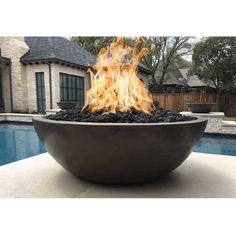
57, 102, 78, 110
186, 102, 216, 113
33, 116, 207, 184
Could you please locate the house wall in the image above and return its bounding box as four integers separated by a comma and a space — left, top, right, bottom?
24, 64, 148, 113
51, 64, 90, 109
1, 37, 29, 112
1, 65, 11, 112
24, 63, 90, 113
0, 36, 151, 113
25, 64, 50, 113
0, 37, 4, 48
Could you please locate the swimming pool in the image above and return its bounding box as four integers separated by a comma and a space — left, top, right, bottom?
194, 133, 236, 156
0, 122, 235, 166
0, 122, 46, 166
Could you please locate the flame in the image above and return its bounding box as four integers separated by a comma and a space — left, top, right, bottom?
83, 37, 154, 114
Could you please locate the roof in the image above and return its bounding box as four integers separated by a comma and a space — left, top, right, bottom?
21, 37, 96, 68
187, 75, 207, 87
162, 68, 215, 88
163, 71, 186, 86
21, 37, 152, 75
137, 63, 152, 74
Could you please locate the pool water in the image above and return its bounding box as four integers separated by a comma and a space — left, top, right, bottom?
0, 122, 236, 166
0, 123, 46, 166
194, 133, 236, 156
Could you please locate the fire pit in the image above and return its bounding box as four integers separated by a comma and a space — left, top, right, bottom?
33, 37, 207, 184
57, 101, 77, 110
186, 102, 216, 113
33, 115, 206, 184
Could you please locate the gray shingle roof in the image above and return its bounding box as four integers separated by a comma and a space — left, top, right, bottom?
21, 37, 152, 74
21, 37, 96, 67
163, 69, 215, 88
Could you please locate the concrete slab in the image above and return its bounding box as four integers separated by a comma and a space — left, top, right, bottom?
0, 152, 236, 198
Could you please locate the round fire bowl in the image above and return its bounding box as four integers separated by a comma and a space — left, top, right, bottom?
186, 102, 216, 113
57, 102, 78, 110
33, 116, 207, 184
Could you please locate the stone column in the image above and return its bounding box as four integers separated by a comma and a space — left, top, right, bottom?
1, 37, 29, 112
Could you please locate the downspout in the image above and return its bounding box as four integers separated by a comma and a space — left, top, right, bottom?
9, 63, 13, 112
48, 62, 53, 109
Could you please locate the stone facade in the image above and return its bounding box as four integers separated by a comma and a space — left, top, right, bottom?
181, 112, 225, 134
0, 37, 91, 113
1, 65, 11, 112
23, 63, 90, 113
1, 37, 29, 112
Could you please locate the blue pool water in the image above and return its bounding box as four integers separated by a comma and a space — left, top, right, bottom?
0, 122, 236, 166
194, 133, 236, 156
0, 123, 46, 166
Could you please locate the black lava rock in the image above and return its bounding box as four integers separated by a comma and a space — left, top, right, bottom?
46, 106, 197, 123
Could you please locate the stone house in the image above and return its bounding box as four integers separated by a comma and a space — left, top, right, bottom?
0, 37, 151, 113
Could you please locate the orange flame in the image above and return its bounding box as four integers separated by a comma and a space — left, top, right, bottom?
83, 37, 154, 114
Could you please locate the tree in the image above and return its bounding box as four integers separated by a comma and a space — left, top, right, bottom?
71, 37, 194, 91
189, 37, 236, 91
71, 37, 116, 55
142, 37, 193, 87
71, 37, 137, 56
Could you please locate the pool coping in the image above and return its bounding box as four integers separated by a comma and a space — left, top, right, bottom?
0, 113, 42, 123
0, 152, 236, 198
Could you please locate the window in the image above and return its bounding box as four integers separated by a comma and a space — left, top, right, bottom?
36, 72, 45, 113
60, 73, 84, 106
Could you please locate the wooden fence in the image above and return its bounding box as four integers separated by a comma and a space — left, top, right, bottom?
218, 94, 236, 117
152, 93, 236, 117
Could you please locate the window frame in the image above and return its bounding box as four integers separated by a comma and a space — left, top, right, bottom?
35, 72, 46, 113
59, 73, 84, 106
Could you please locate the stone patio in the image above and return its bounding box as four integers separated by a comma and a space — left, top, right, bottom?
181, 111, 225, 133
0, 152, 236, 198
